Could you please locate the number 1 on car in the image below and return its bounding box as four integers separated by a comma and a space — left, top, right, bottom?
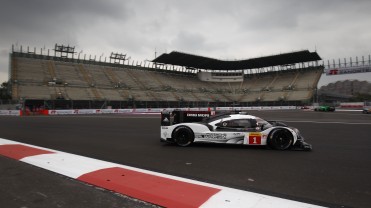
248, 133, 262, 145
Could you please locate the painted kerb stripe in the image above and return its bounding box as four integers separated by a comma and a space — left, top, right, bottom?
0, 138, 325, 208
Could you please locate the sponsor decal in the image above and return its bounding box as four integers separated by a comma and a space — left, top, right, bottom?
49, 110, 75, 115
118, 109, 133, 113
0, 110, 20, 116
78, 109, 96, 114
197, 133, 227, 140
325, 65, 371, 76
186, 113, 210, 118
100, 109, 115, 114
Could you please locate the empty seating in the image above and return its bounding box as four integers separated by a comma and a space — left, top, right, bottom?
11, 55, 323, 104
54, 62, 88, 86
15, 58, 45, 83
65, 87, 92, 100
294, 69, 321, 89
18, 85, 50, 99
87, 65, 112, 87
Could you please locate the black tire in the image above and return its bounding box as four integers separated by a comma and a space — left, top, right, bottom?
172, 126, 194, 147
268, 128, 293, 150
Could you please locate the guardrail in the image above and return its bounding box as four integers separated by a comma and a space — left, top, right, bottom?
1, 105, 365, 116
0, 106, 298, 116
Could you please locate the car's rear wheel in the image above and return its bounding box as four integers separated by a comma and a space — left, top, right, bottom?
172, 126, 194, 147
268, 128, 293, 150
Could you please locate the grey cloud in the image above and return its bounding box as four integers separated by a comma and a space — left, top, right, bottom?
0, 49, 8, 57
0, 0, 371, 84
0, 0, 130, 41
170, 31, 224, 54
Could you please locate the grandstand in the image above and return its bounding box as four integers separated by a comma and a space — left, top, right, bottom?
9, 45, 323, 109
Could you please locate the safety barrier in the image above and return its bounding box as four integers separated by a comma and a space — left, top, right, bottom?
0, 110, 21, 116
0, 106, 305, 116
339, 102, 364, 108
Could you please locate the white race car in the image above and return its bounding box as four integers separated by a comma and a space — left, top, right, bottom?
160, 110, 312, 151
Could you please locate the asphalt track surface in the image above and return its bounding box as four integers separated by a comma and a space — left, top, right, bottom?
0, 110, 370, 208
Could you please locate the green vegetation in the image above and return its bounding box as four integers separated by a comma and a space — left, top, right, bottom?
0, 82, 11, 99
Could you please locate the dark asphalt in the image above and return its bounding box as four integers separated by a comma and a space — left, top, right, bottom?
0, 110, 370, 208
0, 156, 156, 208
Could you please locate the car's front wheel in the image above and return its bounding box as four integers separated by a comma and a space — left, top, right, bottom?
268, 128, 293, 150
172, 126, 194, 147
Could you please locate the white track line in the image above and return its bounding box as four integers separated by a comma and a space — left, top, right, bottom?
282, 120, 371, 125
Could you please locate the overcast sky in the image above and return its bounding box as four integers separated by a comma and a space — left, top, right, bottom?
1, 0, 370, 87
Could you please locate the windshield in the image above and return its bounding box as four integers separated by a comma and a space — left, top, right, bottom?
203, 113, 231, 123
256, 117, 273, 130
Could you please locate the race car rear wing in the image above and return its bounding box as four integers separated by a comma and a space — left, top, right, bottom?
161, 110, 215, 126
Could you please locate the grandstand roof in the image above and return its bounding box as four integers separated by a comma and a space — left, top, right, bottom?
152, 50, 321, 70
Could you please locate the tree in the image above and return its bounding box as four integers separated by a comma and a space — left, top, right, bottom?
0, 81, 11, 99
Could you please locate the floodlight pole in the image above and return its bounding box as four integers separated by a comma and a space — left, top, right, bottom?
110, 52, 127, 65
54, 44, 76, 59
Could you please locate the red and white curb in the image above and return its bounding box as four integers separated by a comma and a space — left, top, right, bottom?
0, 138, 324, 208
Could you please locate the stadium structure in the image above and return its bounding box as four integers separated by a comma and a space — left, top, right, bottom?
8, 44, 323, 110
